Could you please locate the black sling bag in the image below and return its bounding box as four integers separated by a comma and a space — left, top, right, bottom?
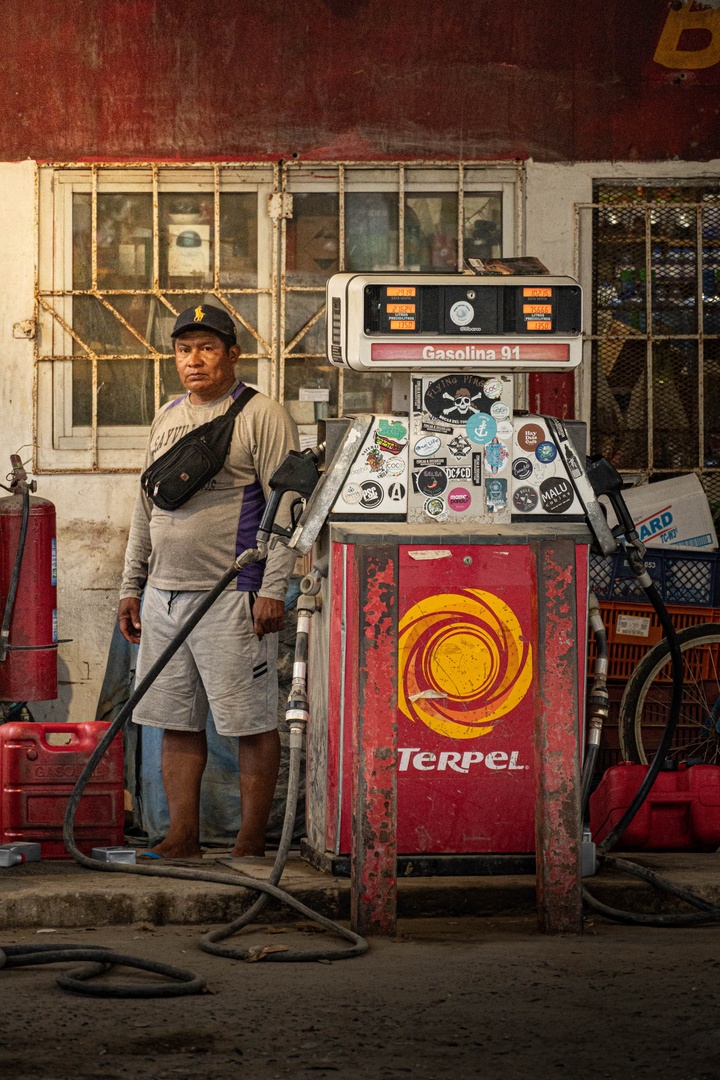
140, 385, 258, 511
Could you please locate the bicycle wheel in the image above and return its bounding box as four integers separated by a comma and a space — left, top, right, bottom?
618, 623, 720, 765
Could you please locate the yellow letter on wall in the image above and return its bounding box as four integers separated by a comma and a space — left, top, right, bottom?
655, 4, 720, 69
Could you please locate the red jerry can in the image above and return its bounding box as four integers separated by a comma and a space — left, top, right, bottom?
590, 761, 720, 852
0, 722, 124, 858
0, 493, 58, 702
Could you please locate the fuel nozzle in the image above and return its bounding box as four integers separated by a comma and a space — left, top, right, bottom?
256, 445, 324, 549
585, 454, 650, 584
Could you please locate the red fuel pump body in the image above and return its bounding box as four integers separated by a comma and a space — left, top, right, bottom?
0, 494, 58, 702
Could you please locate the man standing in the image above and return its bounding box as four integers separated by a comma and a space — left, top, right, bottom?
118, 304, 299, 859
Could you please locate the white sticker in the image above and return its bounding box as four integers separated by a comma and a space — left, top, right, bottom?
483, 379, 502, 399
299, 387, 330, 402
616, 615, 651, 638
490, 401, 510, 420
496, 420, 513, 440
414, 435, 442, 457
449, 301, 475, 326
408, 550, 453, 561
342, 483, 363, 505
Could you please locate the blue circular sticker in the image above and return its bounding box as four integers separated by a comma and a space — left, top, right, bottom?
465, 413, 497, 446
535, 440, 558, 464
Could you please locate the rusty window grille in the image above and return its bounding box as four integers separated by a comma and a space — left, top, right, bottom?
35, 160, 520, 472
577, 181, 720, 516
279, 161, 520, 450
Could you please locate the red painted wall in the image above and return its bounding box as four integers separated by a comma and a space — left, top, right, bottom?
2, 0, 718, 163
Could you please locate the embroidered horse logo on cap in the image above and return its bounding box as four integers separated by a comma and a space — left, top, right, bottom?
193, 306, 204, 322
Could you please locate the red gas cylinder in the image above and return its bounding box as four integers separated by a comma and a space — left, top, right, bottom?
0, 494, 57, 701
0, 722, 124, 858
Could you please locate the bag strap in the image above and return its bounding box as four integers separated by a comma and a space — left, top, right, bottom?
222, 384, 258, 421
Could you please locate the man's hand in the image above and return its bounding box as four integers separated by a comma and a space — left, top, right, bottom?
118, 597, 142, 644
253, 596, 285, 639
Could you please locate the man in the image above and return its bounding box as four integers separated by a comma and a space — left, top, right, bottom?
118, 303, 299, 859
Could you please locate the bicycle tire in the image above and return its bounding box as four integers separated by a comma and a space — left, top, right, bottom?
619, 622, 720, 765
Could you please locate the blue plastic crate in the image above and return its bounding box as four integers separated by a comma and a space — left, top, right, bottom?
590, 548, 720, 607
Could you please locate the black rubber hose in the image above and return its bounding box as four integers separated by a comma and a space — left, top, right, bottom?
43, 550, 367, 995
0, 944, 205, 998
596, 577, 684, 855
0, 484, 30, 662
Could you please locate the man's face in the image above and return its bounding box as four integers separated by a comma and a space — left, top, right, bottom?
174, 331, 240, 401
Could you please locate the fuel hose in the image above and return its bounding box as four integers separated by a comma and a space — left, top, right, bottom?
1, 548, 367, 998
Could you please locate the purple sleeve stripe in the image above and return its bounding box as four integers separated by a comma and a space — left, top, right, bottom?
166, 393, 189, 410
235, 478, 266, 591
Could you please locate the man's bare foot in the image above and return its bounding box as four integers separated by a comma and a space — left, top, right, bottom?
140, 838, 203, 859
232, 841, 266, 858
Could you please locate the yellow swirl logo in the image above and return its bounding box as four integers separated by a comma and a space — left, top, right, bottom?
398, 589, 532, 740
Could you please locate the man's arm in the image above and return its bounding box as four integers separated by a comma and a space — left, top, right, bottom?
118, 434, 155, 643
245, 398, 301, 637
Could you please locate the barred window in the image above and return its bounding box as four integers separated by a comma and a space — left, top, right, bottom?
35, 162, 518, 472
587, 180, 720, 512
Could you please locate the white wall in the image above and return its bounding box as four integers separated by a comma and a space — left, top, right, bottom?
0, 161, 138, 722
1, 157, 719, 721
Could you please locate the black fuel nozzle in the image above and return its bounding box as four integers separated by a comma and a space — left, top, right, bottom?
256, 447, 323, 547
585, 454, 643, 544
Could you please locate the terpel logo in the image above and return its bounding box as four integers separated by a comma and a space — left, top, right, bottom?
398, 748, 528, 773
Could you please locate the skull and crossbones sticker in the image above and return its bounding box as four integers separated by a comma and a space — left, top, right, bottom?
423, 374, 492, 426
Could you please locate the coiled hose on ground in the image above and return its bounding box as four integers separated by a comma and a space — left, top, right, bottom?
0, 548, 368, 997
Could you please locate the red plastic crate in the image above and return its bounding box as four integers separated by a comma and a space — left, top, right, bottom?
590, 761, 720, 852
586, 601, 720, 682
0, 722, 124, 859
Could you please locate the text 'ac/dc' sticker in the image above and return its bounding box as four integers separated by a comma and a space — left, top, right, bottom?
466, 413, 497, 445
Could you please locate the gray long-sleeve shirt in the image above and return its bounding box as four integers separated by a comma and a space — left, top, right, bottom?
120, 381, 300, 602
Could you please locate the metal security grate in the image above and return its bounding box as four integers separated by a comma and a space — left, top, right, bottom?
583, 182, 720, 484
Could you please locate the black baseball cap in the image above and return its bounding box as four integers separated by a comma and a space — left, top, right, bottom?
171, 303, 237, 345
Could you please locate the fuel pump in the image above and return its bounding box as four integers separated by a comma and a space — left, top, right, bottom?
286, 270, 619, 931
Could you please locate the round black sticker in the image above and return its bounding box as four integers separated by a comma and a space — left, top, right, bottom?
424, 374, 494, 425
416, 466, 447, 497
512, 457, 533, 481
513, 485, 539, 513
539, 476, 574, 514
360, 480, 384, 508
388, 481, 406, 502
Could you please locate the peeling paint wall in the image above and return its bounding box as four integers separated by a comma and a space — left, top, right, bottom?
0, 0, 718, 163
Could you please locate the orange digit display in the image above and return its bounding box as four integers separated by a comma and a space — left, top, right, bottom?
523, 304, 552, 314
526, 320, 552, 330
523, 288, 552, 297
390, 320, 415, 330
386, 304, 416, 313
387, 286, 416, 297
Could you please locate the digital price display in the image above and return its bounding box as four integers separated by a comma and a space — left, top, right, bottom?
363, 282, 579, 336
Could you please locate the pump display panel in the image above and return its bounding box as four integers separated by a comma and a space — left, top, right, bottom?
327, 273, 583, 372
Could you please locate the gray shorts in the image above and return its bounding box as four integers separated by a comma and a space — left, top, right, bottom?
132, 587, 278, 737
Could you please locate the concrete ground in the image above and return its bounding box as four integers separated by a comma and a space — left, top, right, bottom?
2, 849, 720, 929
2, 915, 720, 1079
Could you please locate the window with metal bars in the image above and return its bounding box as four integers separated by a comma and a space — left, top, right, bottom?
35, 161, 518, 472
590, 180, 720, 516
